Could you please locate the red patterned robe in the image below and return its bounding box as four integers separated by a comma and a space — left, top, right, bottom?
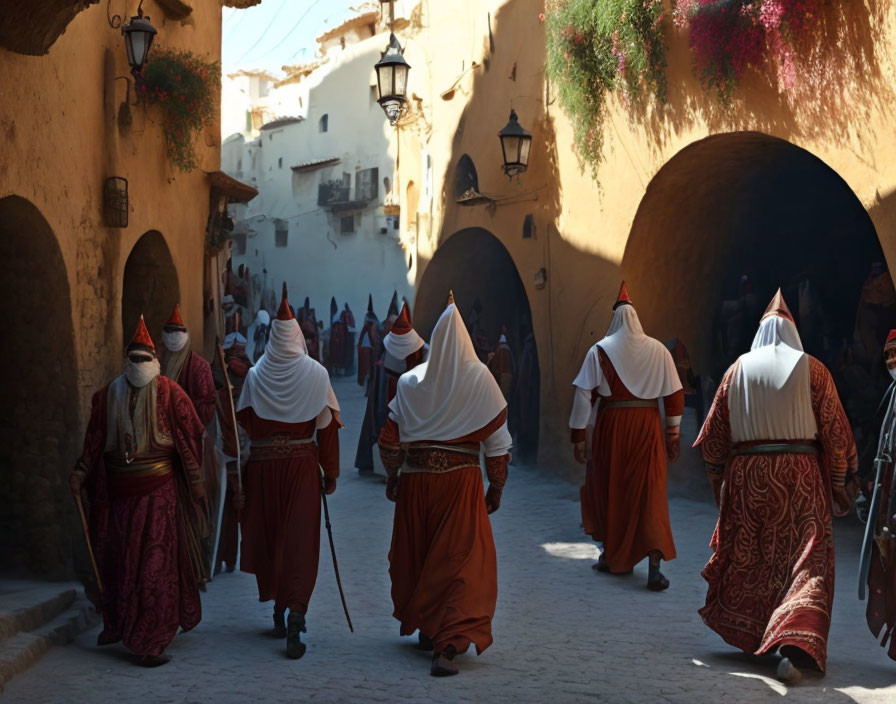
695, 357, 856, 670
76, 376, 205, 658
234, 408, 339, 612
173, 352, 216, 427
378, 411, 509, 655
571, 350, 683, 573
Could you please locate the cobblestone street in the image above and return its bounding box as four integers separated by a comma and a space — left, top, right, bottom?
5, 378, 896, 703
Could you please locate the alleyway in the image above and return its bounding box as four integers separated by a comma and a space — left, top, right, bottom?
4, 377, 896, 703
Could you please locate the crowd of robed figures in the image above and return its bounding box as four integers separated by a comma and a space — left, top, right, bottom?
68, 279, 896, 683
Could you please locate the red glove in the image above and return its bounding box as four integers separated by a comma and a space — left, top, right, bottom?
485, 485, 503, 514
321, 475, 337, 496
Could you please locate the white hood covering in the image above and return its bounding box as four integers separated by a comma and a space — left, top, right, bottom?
726, 314, 816, 442
383, 327, 425, 360
389, 304, 506, 442
237, 318, 339, 424
573, 305, 682, 399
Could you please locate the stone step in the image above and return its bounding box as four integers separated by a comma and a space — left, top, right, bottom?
0, 582, 79, 643
0, 597, 98, 691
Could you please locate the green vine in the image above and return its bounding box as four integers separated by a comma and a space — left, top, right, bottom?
140, 48, 220, 172
545, 0, 669, 177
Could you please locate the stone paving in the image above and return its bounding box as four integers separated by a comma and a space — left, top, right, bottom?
5, 378, 896, 703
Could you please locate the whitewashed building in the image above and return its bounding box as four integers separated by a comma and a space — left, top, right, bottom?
221, 8, 419, 337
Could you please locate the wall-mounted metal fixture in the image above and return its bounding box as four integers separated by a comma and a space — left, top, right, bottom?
103, 176, 129, 228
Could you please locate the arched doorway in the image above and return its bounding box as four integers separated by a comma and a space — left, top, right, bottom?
623, 132, 887, 475
416, 227, 539, 461
122, 231, 180, 346
0, 196, 79, 577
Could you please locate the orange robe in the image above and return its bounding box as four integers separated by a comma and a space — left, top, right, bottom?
235, 408, 339, 612
572, 350, 683, 573
378, 412, 509, 655
695, 357, 856, 670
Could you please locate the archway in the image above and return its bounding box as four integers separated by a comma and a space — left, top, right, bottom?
416, 227, 539, 461
623, 132, 887, 475
0, 196, 79, 577
122, 231, 180, 346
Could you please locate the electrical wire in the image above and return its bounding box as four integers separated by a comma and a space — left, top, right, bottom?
231, 0, 291, 66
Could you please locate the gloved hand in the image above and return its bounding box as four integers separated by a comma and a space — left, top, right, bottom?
321, 475, 337, 495
573, 441, 587, 465
69, 471, 85, 497
386, 475, 400, 502
665, 428, 680, 462
485, 484, 503, 514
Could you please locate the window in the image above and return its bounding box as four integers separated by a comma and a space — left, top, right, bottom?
278, 157, 283, 169
340, 216, 355, 234
356, 167, 379, 201
319, 114, 328, 132
274, 220, 288, 247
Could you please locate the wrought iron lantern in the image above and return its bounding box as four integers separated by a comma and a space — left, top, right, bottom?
103, 177, 129, 228
374, 33, 411, 125
498, 109, 532, 178
121, 6, 157, 75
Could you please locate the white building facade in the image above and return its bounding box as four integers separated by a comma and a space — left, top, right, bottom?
221, 9, 417, 334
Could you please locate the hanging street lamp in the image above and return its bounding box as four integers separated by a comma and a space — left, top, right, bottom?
498, 109, 532, 178
374, 33, 411, 125
121, 5, 157, 77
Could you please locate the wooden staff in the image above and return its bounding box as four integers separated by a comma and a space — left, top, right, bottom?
74, 491, 102, 594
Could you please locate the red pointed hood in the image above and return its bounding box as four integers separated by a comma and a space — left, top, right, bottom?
127, 315, 155, 354
613, 281, 632, 310
886, 329, 896, 351
391, 302, 413, 336
164, 304, 186, 331
277, 282, 294, 321
760, 288, 795, 323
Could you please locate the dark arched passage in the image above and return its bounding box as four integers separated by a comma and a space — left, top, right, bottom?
122, 231, 180, 346
623, 131, 887, 474
416, 227, 539, 461
0, 195, 80, 577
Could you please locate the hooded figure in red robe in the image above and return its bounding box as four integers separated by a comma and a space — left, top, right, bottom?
233, 284, 341, 659
69, 317, 206, 667
570, 283, 683, 590
357, 294, 382, 387
378, 293, 511, 677
487, 326, 515, 401
696, 290, 857, 683
159, 305, 216, 426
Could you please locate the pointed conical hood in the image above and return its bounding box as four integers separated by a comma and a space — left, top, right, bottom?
330, 297, 338, 323
887, 330, 896, 351
127, 315, 155, 354
387, 291, 399, 317
164, 304, 186, 331
613, 281, 633, 310
367, 293, 374, 314
278, 282, 294, 321
391, 302, 413, 336
761, 288, 794, 323
446, 289, 455, 307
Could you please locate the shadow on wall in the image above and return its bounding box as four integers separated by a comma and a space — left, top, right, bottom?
0, 195, 81, 578
122, 230, 181, 347
426, 0, 624, 471
636, 3, 891, 166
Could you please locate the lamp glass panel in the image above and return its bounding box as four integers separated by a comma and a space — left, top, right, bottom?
377, 64, 394, 98
394, 64, 408, 96
502, 135, 521, 163
130, 32, 148, 69
519, 137, 531, 166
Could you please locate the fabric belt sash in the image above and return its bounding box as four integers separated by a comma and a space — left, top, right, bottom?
104, 452, 176, 497
602, 399, 657, 409
403, 442, 481, 475
732, 442, 819, 456
250, 435, 316, 462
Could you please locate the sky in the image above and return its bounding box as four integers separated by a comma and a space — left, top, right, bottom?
222, 1, 368, 77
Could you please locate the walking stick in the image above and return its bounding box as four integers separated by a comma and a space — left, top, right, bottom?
73, 491, 102, 594
320, 465, 353, 632
216, 337, 243, 522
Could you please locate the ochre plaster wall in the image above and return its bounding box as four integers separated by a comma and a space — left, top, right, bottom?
404, 0, 896, 475
0, 1, 223, 575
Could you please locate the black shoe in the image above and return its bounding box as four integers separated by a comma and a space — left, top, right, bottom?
271, 610, 287, 638
416, 632, 434, 651
430, 645, 459, 676
647, 562, 670, 591
593, 554, 611, 572
286, 612, 307, 659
